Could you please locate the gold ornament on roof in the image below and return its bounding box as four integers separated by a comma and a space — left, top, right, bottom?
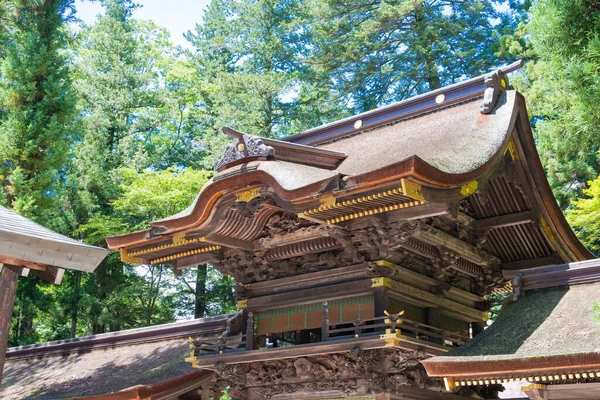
235, 187, 262, 203
401, 179, 425, 201
460, 181, 478, 197
504, 137, 519, 160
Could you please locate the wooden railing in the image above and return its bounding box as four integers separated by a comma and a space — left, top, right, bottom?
191, 312, 255, 356
190, 303, 469, 357
322, 302, 467, 346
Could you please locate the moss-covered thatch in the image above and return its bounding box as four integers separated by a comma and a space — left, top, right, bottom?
430, 281, 600, 362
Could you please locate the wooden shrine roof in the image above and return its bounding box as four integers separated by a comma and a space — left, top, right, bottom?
0, 316, 230, 400
0, 206, 109, 283
319, 93, 514, 177
423, 259, 600, 386
105, 61, 592, 286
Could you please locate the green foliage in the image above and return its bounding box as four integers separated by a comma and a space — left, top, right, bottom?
567, 176, 600, 254
306, 0, 526, 113
0, 0, 77, 224
519, 0, 600, 208
0, 0, 542, 348
486, 291, 511, 322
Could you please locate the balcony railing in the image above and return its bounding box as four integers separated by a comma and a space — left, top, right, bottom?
190, 303, 468, 357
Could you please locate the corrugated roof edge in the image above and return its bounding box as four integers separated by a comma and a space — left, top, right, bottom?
284, 60, 523, 146
5, 314, 235, 361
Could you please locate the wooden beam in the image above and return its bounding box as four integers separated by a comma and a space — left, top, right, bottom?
0, 265, 18, 383
501, 257, 561, 271
0, 254, 47, 272
414, 221, 500, 266
3, 265, 29, 277
474, 210, 534, 232
30, 266, 64, 285
0, 257, 63, 284
204, 233, 254, 251
387, 280, 487, 322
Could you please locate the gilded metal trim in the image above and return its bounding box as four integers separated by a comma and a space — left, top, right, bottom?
540, 217, 556, 244
120, 248, 142, 264
150, 245, 221, 265
401, 179, 425, 201
128, 236, 208, 257
326, 200, 424, 224
504, 137, 519, 160
300, 186, 410, 217
371, 277, 392, 288
235, 187, 262, 203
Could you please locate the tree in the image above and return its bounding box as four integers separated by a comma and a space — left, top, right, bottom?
69, 0, 178, 334
518, 0, 600, 208
75, 167, 229, 330
186, 0, 322, 161
0, 0, 78, 345
567, 176, 600, 256
0, 0, 77, 224
306, 0, 524, 113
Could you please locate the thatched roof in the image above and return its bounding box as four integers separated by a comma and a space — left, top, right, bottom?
0, 316, 231, 399
423, 281, 600, 379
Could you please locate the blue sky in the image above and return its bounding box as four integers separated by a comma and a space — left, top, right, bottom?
74, 0, 212, 47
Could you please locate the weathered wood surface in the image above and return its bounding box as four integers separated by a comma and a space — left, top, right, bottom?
0, 266, 18, 383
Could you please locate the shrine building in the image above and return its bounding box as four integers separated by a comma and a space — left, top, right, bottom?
2, 60, 600, 400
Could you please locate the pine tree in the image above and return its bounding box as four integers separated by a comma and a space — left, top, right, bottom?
0, 0, 78, 345
520, 0, 600, 208
186, 0, 310, 150
0, 0, 77, 223
306, 0, 524, 113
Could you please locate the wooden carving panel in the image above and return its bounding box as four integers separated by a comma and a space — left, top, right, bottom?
211, 348, 443, 399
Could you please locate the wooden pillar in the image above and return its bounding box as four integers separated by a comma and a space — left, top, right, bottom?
373, 286, 389, 317
201, 382, 211, 400
426, 307, 442, 344
321, 301, 329, 341
426, 307, 440, 327
245, 312, 254, 350
0, 266, 18, 383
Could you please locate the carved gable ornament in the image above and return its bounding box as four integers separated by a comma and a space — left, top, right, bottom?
480, 68, 511, 114
216, 127, 275, 172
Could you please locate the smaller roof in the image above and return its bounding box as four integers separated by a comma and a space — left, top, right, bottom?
0, 206, 109, 273
0, 316, 231, 400
423, 277, 600, 383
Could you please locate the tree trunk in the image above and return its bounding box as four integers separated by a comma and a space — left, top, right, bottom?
70, 270, 81, 338
195, 264, 207, 319
0, 267, 18, 383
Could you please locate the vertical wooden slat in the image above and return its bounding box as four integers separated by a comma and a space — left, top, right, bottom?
245, 312, 254, 351
0, 266, 18, 383
321, 302, 329, 341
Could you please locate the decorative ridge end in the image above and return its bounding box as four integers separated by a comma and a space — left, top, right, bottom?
480, 69, 512, 114
216, 127, 275, 171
